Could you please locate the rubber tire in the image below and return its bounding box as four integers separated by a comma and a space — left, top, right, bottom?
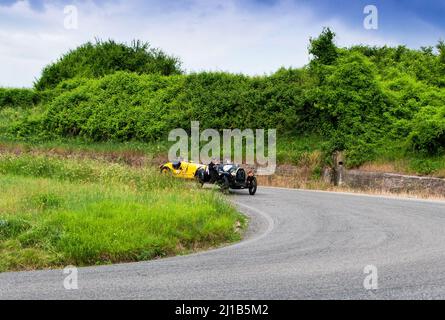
160, 167, 171, 175
220, 176, 230, 194
195, 174, 204, 187
249, 177, 257, 195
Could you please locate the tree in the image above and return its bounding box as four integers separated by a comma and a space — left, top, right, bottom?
308, 27, 338, 65
437, 40, 445, 64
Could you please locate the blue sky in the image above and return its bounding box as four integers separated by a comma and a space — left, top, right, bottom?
0, 0, 444, 87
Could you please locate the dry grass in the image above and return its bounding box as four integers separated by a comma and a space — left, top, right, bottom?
0, 142, 168, 167
435, 168, 445, 178
358, 158, 445, 178
358, 162, 401, 173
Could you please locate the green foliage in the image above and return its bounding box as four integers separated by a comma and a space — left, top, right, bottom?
0, 88, 38, 109
0, 218, 31, 240
2, 32, 445, 168
35, 40, 182, 91
409, 158, 439, 175
437, 40, 445, 65
309, 27, 338, 65
310, 52, 391, 166
173, 69, 312, 133
408, 106, 445, 155
308, 35, 445, 165
12, 70, 312, 142
276, 135, 324, 164
42, 72, 185, 141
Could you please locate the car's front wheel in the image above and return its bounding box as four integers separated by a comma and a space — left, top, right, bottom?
220, 175, 230, 194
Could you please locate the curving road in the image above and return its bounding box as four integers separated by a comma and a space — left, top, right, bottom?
1, 187, 445, 299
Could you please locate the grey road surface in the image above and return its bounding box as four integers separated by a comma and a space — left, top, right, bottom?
1, 187, 445, 299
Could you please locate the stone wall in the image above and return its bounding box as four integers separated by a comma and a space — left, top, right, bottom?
341, 169, 445, 196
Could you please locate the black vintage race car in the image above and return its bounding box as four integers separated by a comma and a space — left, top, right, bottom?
196, 162, 257, 195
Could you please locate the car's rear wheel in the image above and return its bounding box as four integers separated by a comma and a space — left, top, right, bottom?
195, 171, 205, 187
160, 166, 171, 175
249, 177, 257, 195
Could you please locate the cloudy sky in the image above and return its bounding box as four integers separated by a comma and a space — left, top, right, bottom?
1, 0, 444, 87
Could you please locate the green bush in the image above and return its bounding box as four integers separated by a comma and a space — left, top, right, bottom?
35, 40, 182, 91
14, 70, 312, 142
0, 88, 38, 109
41, 72, 184, 141
173, 70, 310, 133
3, 32, 445, 166
408, 106, 445, 155
310, 52, 392, 165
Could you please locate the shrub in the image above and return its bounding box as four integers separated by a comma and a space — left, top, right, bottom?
40, 72, 184, 141
408, 106, 445, 155
310, 51, 392, 166
35, 40, 182, 91
16, 70, 313, 142
0, 88, 38, 109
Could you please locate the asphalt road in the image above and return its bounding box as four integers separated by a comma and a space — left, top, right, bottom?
1, 187, 445, 300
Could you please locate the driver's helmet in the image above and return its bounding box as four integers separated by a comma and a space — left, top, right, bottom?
172, 160, 181, 170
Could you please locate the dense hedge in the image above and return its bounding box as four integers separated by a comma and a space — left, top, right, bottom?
0, 88, 38, 110
2, 31, 445, 166
13, 70, 311, 141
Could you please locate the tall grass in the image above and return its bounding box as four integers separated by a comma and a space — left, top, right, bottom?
0, 154, 244, 272
358, 142, 445, 177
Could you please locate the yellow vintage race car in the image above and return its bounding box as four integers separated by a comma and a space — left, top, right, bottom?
159, 160, 205, 179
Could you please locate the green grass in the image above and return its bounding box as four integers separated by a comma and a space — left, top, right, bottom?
0, 154, 245, 272
276, 135, 324, 165
275, 135, 445, 178
359, 142, 445, 177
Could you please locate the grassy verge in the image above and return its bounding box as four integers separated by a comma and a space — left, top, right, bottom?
358, 143, 445, 178
0, 154, 245, 272
0, 133, 444, 178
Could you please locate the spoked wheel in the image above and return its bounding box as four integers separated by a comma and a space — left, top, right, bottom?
160, 167, 171, 175
248, 177, 257, 195
195, 176, 205, 188
219, 176, 230, 194
195, 170, 205, 187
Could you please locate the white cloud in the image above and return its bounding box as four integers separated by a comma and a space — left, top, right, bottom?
0, 0, 397, 87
